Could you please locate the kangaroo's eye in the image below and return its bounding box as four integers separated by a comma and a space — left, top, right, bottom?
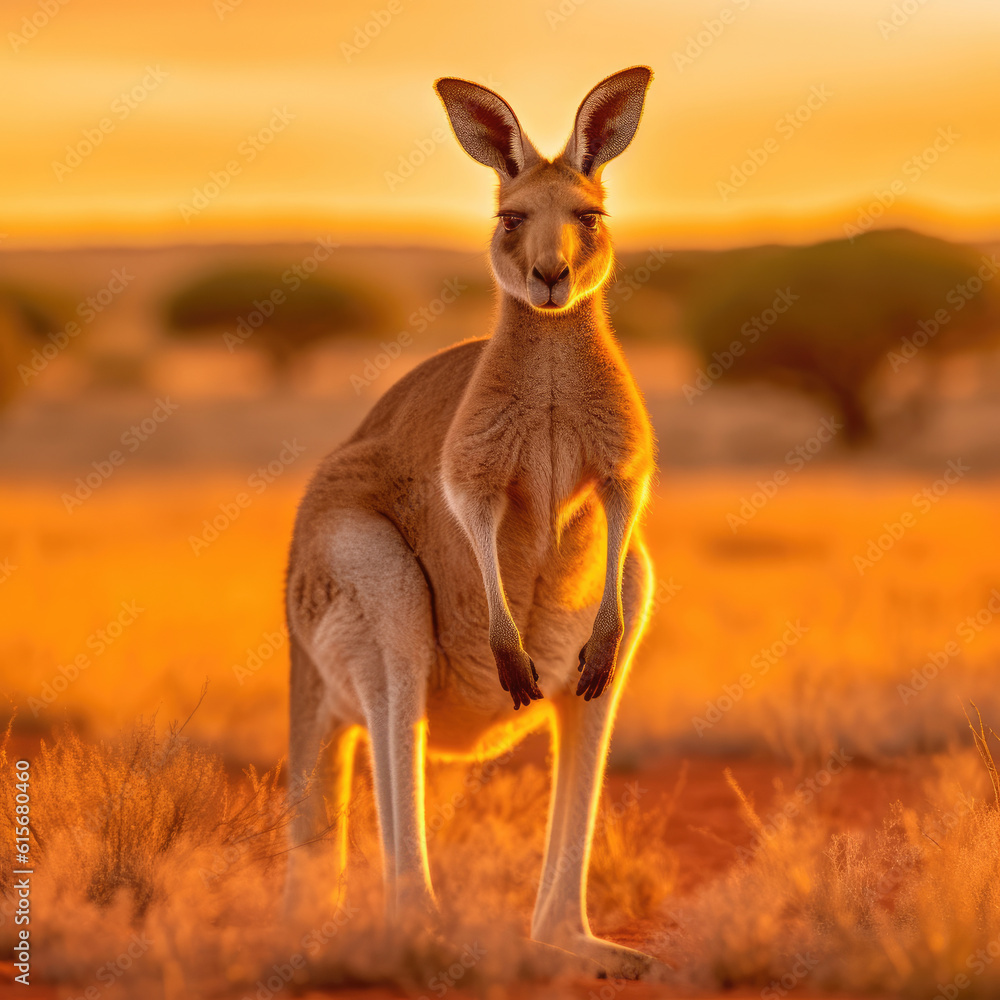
579, 213, 600, 230
500, 215, 523, 232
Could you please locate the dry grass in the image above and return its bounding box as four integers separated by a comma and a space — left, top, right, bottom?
3, 717, 1000, 997
0, 719, 679, 997
667, 750, 1000, 997
0, 715, 295, 994
3, 468, 1000, 994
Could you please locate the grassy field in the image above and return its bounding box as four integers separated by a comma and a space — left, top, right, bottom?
3, 467, 999, 762
2, 469, 1000, 997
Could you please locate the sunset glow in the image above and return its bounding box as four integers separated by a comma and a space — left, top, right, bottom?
2, 0, 999, 249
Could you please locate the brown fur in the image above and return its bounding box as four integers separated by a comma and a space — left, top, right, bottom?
285, 67, 660, 979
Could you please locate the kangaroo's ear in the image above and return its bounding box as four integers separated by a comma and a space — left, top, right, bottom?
434, 78, 540, 181
561, 66, 652, 178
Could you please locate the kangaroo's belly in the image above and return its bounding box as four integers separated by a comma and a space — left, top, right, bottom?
423, 596, 594, 758
422, 491, 605, 749
423, 544, 602, 757
424, 693, 553, 758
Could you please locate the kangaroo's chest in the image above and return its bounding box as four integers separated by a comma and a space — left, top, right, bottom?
502, 391, 595, 536
492, 390, 610, 617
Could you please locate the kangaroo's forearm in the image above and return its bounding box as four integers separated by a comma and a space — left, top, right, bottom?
446, 488, 542, 708
461, 499, 521, 650
576, 477, 645, 700
597, 480, 640, 638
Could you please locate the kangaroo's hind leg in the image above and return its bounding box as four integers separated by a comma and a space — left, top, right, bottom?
291, 510, 439, 920
285, 633, 361, 915
531, 542, 658, 979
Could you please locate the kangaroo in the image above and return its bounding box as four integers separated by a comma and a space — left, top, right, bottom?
285, 66, 657, 978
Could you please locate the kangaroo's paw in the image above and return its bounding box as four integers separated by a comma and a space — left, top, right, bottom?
576, 636, 619, 700
494, 646, 543, 709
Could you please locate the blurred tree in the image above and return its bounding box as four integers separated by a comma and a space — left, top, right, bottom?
0, 286, 61, 412
163, 267, 382, 373
0, 302, 29, 411
682, 230, 999, 443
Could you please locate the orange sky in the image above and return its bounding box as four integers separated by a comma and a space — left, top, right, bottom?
1, 0, 999, 250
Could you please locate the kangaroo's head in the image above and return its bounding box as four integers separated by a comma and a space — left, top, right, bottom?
435, 67, 652, 313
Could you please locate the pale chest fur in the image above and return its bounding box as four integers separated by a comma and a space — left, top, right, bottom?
441, 331, 649, 547
431, 330, 651, 719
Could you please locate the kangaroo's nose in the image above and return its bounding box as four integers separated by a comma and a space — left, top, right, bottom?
532, 262, 570, 288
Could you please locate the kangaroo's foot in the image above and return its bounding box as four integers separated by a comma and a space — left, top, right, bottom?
389, 874, 443, 931
519, 937, 608, 978
533, 926, 666, 980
